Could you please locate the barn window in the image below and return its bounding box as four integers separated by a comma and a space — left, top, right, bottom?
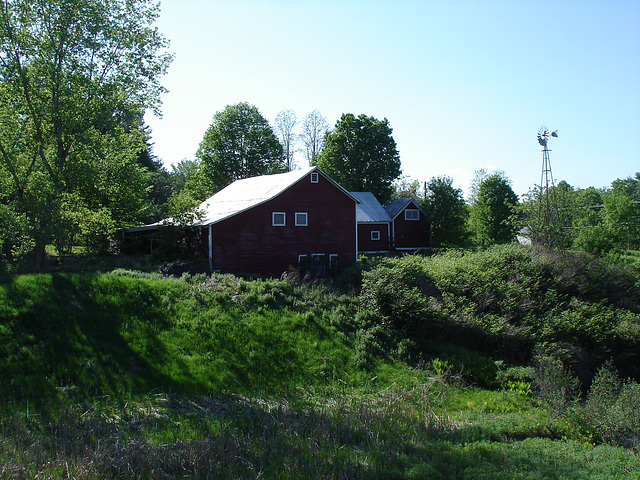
272, 212, 286, 226
405, 209, 419, 221
329, 254, 339, 272
371, 230, 381, 240
310, 172, 319, 183
295, 212, 308, 226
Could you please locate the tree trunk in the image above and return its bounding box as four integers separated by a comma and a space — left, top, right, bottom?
33, 237, 47, 273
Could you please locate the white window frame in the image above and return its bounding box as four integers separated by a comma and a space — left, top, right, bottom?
310, 172, 319, 183
295, 212, 308, 226
405, 209, 419, 221
371, 230, 381, 241
272, 212, 286, 226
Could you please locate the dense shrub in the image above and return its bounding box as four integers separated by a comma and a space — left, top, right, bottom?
358, 245, 640, 378
586, 362, 640, 445
531, 353, 580, 418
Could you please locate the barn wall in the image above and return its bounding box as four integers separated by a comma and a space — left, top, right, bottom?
210, 172, 357, 276
357, 223, 390, 253
392, 204, 431, 250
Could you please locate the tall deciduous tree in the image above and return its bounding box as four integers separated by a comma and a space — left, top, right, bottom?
195, 103, 286, 197
424, 176, 468, 247
470, 172, 519, 244
300, 110, 328, 165
274, 109, 298, 171
314, 113, 401, 202
393, 176, 423, 199
0, 0, 172, 269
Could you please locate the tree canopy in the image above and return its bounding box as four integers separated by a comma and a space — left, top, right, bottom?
424, 176, 468, 247
313, 113, 401, 202
195, 103, 286, 197
0, 0, 172, 270
470, 172, 519, 244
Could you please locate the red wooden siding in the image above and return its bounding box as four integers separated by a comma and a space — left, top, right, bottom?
392, 206, 430, 250
210, 172, 357, 276
357, 223, 390, 253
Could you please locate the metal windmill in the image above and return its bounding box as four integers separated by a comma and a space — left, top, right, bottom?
536, 126, 559, 246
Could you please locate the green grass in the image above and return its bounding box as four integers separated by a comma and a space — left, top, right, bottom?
1, 258, 639, 479
0, 272, 364, 400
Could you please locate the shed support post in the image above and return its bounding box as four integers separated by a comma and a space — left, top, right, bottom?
208, 225, 213, 272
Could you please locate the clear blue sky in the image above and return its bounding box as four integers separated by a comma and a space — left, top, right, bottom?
144, 0, 640, 199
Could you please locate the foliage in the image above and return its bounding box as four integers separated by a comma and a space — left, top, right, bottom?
520, 173, 640, 256
2, 264, 640, 478
314, 113, 401, 202
359, 245, 640, 373
393, 175, 424, 199
423, 175, 469, 247
469, 172, 519, 244
519, 180, 576, 248
531, 353, 580, 418
0, 0, 172, 271
194, 102, 286, 199
585, 361, 640, 446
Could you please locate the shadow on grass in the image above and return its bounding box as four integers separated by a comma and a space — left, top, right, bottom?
0, 273, 202, 405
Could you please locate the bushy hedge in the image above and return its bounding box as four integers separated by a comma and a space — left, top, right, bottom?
359, 245, 640, 380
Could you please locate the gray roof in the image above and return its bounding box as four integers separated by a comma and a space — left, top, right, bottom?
126, 167, 358, 231
383, 198, 423, 220
351, 192, 392, 223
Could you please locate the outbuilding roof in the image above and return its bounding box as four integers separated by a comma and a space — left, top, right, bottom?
351, 192, 392, 223
383, 198, 424, 220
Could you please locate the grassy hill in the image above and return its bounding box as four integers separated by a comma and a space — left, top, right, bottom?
1, 245, 639, 479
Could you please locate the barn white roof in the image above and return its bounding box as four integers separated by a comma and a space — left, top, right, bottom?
125, 166, 359, 231
193, 167, 317, 226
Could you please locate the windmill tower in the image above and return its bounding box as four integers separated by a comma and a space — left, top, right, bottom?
536, 126, 559, 246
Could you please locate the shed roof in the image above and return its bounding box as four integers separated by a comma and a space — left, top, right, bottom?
383, 198, 424, 220
351, 192, 392, 223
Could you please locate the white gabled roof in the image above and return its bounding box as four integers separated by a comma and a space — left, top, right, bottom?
193, 166, 318, 226
126, 166, 359, 232
351, 192, 392, 223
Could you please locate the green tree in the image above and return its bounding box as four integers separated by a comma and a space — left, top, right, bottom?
313, 113, 401, 202
572, 187, 611, 254
424, 176, 469, 247
519, 180, 576, 248
570, 179, 639, 255
169, 159, 201, 196
393, 176, 423, 200
195, 103, 286, 197
470, 172, 519, 244
0, 0, 171, 269
609, 173, 640, 250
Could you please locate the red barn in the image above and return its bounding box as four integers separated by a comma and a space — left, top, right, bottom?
125, 167, 359, 276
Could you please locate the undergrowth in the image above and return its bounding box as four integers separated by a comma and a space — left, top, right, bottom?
1, 245, 639, 478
